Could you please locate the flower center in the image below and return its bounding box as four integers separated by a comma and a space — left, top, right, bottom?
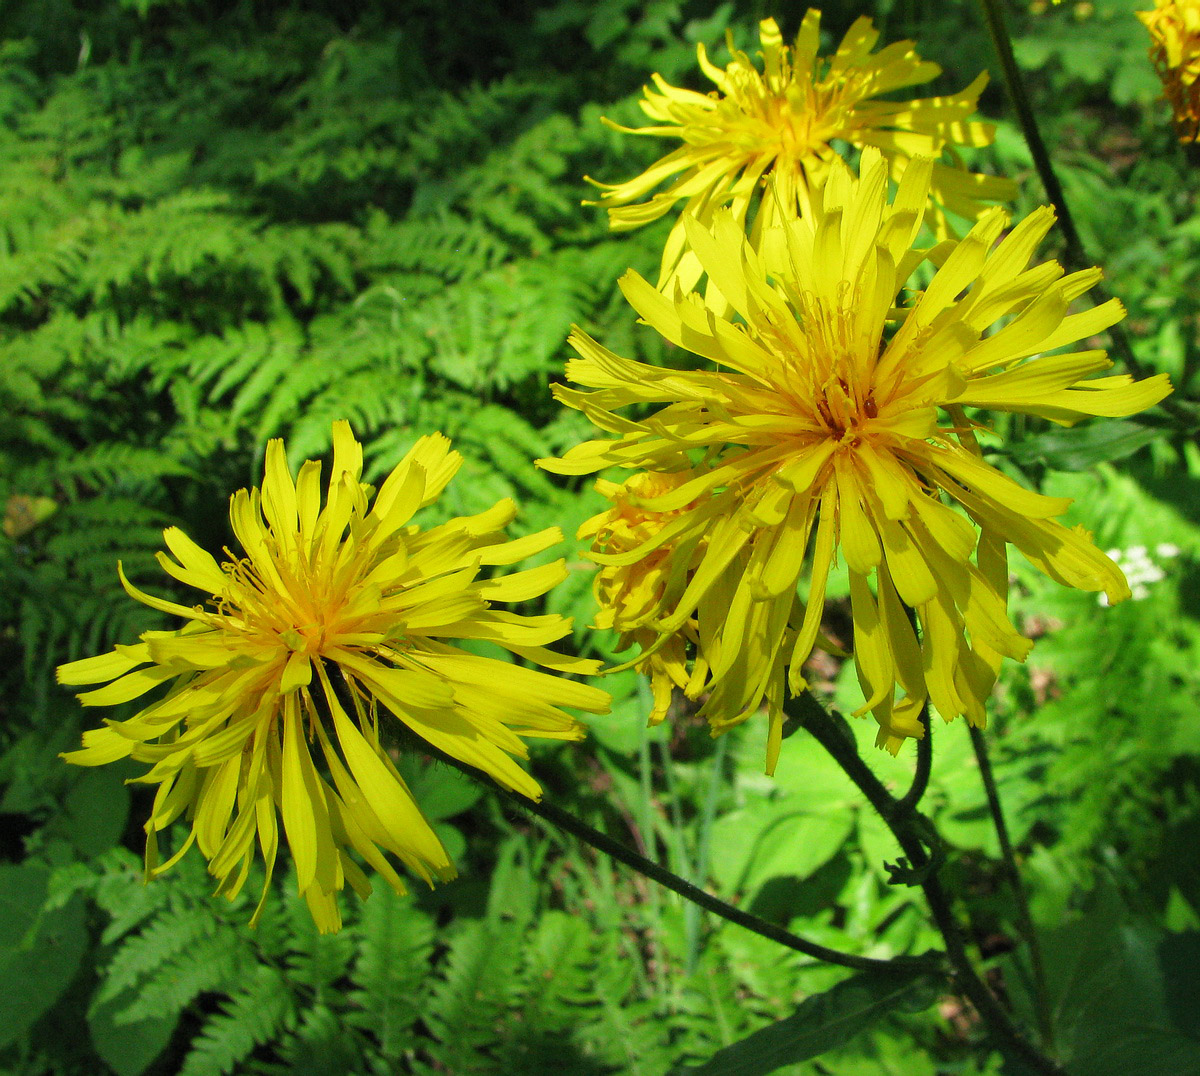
216, 550, 346, 659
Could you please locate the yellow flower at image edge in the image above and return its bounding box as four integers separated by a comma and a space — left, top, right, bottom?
1139, 0, 1200, 142
58, 423, 610, 932
542, 150, 1172, 771
592, 10, 1015, 296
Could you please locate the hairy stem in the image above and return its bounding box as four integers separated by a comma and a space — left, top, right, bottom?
326, 670, 935, 975
968, 722, 1054, 1049
788, 691, 1067, 1076
897, 701, 933, 814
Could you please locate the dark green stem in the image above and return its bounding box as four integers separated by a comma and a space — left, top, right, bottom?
324, 669, 932, 975
975, 0, 1158, 387
977, 0, 1087, 268
508, 784, 898, 969
686, 731, 728, 975
441, 744, 931, 973
897, 701, 932, 814
968, 722, 1054, 1050
789, 692, 1068, 1076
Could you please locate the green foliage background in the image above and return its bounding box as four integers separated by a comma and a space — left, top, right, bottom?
1, 0, 1197, 1072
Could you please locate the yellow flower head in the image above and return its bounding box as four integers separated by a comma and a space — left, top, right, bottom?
59, 423, 609, 931
1139, 0, 1200, 142
542, 150, 1171, 771
592, 11, 1015, 297
578, 470, 715, 725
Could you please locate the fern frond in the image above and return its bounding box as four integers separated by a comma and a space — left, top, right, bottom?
343, 889, 435, 1056
179, 965, 295, 1076
96, 901, 221, 1007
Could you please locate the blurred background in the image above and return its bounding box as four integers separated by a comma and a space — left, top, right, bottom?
1, 0, 1197, 1072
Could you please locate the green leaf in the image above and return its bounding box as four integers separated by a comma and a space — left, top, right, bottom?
671, 967, 939, 1075
0, 864, 88, 1048
1063, 924, 1200, 1074
710, 800, 854, 897
432, 819, 467, 864
0, 861, 46, 951
1018, 887, 1200, 1075
88, 986, 179, 1076
1003, 419, 1165, 471
585, 670, 669, 754
403, 761, 483, 821
59, 767, 132, 858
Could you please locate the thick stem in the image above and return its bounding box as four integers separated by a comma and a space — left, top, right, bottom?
968, 722, 1054, 1050
504, 783, 914, 971
324, 669, 934, 975
790, 692, 1067, 1076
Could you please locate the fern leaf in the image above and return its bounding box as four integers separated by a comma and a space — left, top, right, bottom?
179, 964, 295, 1076
118, 924, 251, 1023
343, 889, 435, 1057
96, 901, 218, 1006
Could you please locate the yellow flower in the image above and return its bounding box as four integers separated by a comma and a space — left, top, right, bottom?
542, 150, 1171, 770
59, 423, 609, 932
1139, 0, 1200, 142
591, 11, 1015, 298
578, 470, 715, 725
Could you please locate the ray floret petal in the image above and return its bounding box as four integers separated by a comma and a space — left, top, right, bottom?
543, 149, 1171, 772
59, 422, 610, 932
590, 10, 1016, 298
1138, 0, 1200, 143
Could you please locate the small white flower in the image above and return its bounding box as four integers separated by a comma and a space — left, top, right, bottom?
1098, 543, 1174, 604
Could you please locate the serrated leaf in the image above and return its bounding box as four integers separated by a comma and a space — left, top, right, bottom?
1020, 887, 1200, 1076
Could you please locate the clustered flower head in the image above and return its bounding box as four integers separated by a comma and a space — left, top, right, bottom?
1139, 0, 1200, 142
59, 423, 609, 931
545, 148, 1172, 769
590, 10, 1015, 300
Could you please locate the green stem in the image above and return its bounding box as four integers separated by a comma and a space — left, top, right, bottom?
635, 681, 665, 980
448, 745, 925, 973
325, 670, 932, 975
788, 691, 1068, 1076
658, 735, 692, 875
968, 723, 1054, 1050
975, 0, 1162, 389
897, 701, 932, 814
686, 731, 728, 975
977, 0, 1087, 267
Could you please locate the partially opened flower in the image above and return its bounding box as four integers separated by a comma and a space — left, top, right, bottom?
578, 470, 715, 725
591, 11, 1015, 297
59, 423, 609, 931
1138, 0, 1200, 142
542, 150, 1171, 770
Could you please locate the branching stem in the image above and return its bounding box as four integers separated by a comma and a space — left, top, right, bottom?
897, 701, 932, 814
787, 691, 1068, 1076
